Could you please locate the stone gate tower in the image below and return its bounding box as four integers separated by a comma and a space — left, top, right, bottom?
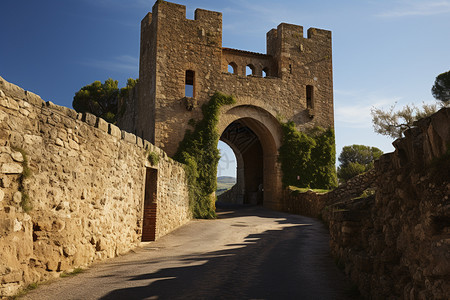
123, 0, 334, 209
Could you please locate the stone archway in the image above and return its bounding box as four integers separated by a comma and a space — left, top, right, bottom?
217, 105, 283, 210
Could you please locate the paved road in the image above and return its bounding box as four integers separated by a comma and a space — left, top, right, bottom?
23, 206, 357, 300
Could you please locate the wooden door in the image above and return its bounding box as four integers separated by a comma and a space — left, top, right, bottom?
142, 168, 158, 241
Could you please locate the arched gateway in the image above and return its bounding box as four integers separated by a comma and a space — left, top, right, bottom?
217, 105, 282, 209
119, 0, 334, 211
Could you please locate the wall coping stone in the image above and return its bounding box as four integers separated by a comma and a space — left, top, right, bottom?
0, 74, 174, 166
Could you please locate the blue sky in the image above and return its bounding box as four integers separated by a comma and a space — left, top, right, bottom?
1, 0, 449, 178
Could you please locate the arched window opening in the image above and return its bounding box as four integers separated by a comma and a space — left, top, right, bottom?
306, 85, 314, 109
217, 140, 237, 179
246, 64, 254, 76
228, 62, 237, 74
262, 67, 269, 77
185, 70, 195, 98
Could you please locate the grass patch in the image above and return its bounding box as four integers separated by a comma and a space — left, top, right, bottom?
12, 282, 40, 299
288, 186, 330, 194
351, 188, 376, 201
216, 176, 236, 195
60, 267, 84, 278
147, 151, 160, 166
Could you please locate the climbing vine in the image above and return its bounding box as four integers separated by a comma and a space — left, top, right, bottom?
174, 92, 236, 218
278, 122, 337, 189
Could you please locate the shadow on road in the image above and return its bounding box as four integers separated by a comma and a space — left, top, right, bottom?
99, 206, 359, 300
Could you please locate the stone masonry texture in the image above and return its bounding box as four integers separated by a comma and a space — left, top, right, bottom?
282, 108, 450, 299
0, 76, 191, 297
120, 0, 334, 210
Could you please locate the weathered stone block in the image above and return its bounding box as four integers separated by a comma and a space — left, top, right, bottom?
121, 130, 136, 144
82, 113, 97, 127
1, 163, 23, 174
108, 124, 121, 138
13, 192, 22, 204
1, 270, 22, 283
0, 153, 11, 164
13, 219, 22, 232
4, 99, 19, 111
25, 90, 44, 107
55, 138, 64, 147
96, 118, 109, 132
68, 139, 79, 150
143, 140, 152, 151
10, 152, 23, 163
137, 137, 144, 148
24, 134, 43, 145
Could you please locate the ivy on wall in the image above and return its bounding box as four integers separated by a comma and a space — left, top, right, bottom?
174, 92, 236, 219
278, 121, 337, 190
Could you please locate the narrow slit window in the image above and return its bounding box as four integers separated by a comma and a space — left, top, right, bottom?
185, 70, 194, 98
306, 85, 314, 108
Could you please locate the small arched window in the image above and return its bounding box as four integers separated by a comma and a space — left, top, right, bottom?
185, 70, 195, 98
228, 62, 237, 74
246, 64, 254, 76
262, 67, 269, 78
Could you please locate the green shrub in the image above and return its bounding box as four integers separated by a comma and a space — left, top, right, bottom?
174, 92, 236, 218
337, 144, 383, 182
278, 122, 337, 189
147, 152, 160, 166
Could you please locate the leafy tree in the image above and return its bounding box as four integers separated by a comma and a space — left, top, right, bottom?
371, 72, 448, 139
337, 144, 383, 182
371, 102, 439, 139
73, 78, 138, 123
120, 78, 139, 98
431, 70, 450, 103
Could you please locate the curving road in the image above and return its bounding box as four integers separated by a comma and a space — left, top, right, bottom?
23, 206, 358, 300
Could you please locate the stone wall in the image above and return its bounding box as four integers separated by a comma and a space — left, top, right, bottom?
0, 76, 191, 297
281, 108, 449, 298
280, 169, 376, 218
327, 108, 449, 299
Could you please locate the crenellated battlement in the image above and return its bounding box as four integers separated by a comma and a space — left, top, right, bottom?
132, 0, 334, 156
147, 1, 222, 26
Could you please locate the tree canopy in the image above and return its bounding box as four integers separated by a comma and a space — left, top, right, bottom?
431, 70, 450, 103
337, 144, 383, 182
371, 71, 448, 139
72, 78, 138, 123
371, 102, 439, 139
